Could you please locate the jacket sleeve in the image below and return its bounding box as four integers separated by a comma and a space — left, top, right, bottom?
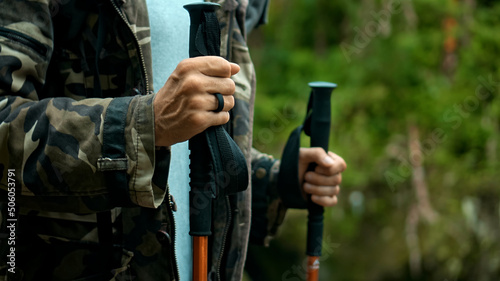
246, 0, 270, 35
0, 0, 167, 213
249, 148, 287, 246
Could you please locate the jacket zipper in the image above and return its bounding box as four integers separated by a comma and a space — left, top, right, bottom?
109, 0, 150, 94
216, 196, 232, 281
108, 0, 178, 279
0, 27, 48, 57
167, 186, 181, 281
217, 8, 236, 281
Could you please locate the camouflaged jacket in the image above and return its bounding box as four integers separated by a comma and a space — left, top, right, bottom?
0, 0, 284, 280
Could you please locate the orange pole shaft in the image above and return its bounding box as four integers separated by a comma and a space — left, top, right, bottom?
306, 256, 320, 281
193, 236, 208, 281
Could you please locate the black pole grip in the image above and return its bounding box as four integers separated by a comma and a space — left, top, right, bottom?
185, 2, 221, 237
306, 81, 337, 256
185, 3, 221, 58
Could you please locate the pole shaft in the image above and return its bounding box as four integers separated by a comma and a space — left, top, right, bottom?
193, 236, 209, 281
306, 256, 320, 281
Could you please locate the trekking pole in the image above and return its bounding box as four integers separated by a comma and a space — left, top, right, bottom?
184, 3, 221, 281
277, 81, 337, 281
305, 82, 337, 281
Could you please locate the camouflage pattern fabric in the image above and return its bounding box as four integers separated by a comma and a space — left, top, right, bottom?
0, 0, 283, 280
0, 0, 176, 280
0, 0, 163, 211
249, 148, 286, 247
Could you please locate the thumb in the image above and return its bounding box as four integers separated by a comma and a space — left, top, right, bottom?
230, 63, 240, 76
299, 147, 334, 167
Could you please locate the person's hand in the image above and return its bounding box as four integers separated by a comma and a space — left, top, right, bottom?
154, 56, 240, 147
298, 147, 346, 207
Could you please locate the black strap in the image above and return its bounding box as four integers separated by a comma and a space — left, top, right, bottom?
276, 125, 307, 209
205, 126, 249, 196
278, 88, 314, 209
198, 11, 221, 56
200, 8, 248, 195
276, 91, 316, 209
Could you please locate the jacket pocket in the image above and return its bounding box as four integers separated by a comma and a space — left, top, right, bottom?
0, 27, 49, 57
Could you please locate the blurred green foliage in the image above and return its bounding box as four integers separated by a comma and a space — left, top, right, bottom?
245, 0, 500, 280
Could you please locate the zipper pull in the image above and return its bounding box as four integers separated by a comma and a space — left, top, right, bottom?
169, 194, 178, 212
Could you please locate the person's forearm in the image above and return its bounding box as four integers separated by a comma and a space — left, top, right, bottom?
0, 92, 168, 213
249, 148, 286, 246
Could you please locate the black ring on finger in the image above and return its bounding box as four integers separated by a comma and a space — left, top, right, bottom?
214, 93, 224, 112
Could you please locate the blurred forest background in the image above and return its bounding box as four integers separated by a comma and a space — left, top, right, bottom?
243, 0, 500, 280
